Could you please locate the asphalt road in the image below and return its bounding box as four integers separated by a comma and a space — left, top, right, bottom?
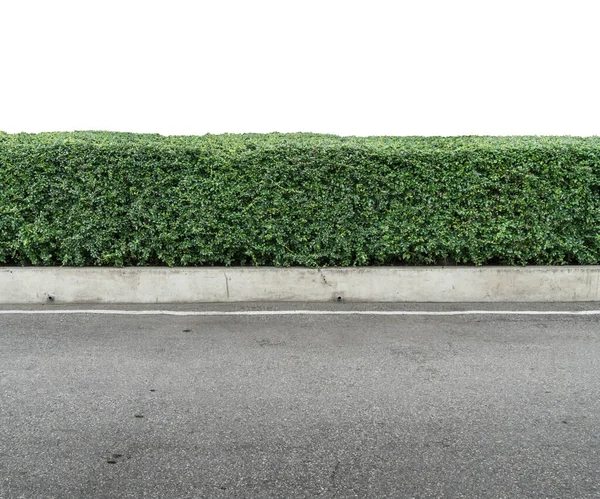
1, 304, 600, 498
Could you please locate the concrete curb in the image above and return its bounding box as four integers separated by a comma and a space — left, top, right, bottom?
1, 266, 600, 304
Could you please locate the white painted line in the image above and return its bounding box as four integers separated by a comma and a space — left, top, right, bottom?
0, 310, 600, 316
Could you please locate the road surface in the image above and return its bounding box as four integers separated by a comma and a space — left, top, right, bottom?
1, 303, 599, 498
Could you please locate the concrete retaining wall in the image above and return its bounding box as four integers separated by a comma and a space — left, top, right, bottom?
1, 266, 599, 303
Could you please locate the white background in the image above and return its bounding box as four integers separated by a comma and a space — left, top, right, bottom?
1, 0, 598, 136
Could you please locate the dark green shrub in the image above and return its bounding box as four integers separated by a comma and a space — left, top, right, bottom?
1, 132, 599, 266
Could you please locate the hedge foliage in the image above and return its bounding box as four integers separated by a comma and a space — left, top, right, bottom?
1, 131, 600, 266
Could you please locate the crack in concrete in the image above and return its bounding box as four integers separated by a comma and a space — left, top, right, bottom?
223, 271, 229, 298
319, 269, 333, 288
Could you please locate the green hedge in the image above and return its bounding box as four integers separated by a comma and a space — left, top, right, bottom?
1, 131, 600, 266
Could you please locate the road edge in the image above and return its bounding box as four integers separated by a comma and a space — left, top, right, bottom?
1, 266, 600, 304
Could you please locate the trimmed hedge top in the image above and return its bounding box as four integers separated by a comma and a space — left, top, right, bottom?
1, 131, 600, 266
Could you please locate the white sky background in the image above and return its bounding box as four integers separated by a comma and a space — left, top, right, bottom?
1, 0, 599, 137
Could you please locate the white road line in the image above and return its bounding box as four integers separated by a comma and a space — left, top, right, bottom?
0, 310, 600, 316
